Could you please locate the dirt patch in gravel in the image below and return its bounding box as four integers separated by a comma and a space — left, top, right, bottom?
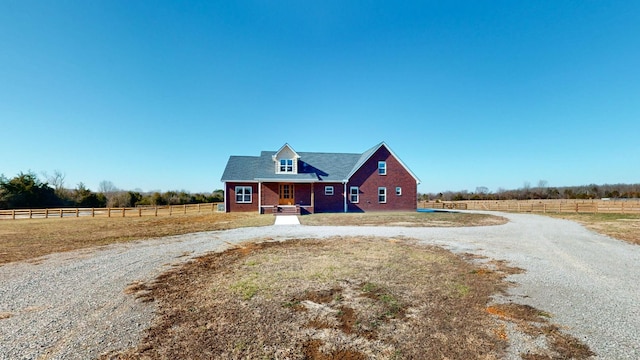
105, 237, 592, 359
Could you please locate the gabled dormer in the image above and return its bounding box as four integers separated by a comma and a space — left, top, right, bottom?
272, 143, 301, 174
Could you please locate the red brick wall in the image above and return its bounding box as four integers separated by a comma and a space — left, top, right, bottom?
295, 184, 311, 206
347, 146, 417, 212
313, 182, 345, 213
225, 182, 259, 212
262, 183, 279, 206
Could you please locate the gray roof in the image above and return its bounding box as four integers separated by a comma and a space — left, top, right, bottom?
221, 151, 362, 182
221, 142, 420, 184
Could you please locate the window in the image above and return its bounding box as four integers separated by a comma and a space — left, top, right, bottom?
396, 187, 402, 196
378, 161, 387, 175
235, 186, 252, 203
349, 186, 359, 203
279, 159, 294, 173
325, 186, 334, 196
378, 187, 387, 203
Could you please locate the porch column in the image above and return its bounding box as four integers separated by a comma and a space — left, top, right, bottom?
223, 182, 227, 212
258, 181, 262, 214
343, 182, 348, 213
311, 183, 315, 212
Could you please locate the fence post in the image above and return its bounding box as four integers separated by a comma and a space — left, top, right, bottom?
198, 203, 201, 213
108, 208, 111, 217
184, 204, 187, 214
60, 209, 63, 218
169, 205, 172, 216
155, 206, 158, 216
44, 209, 48, 219
92, 208, 95, 217
122, 208, 126, 217
12, 210, 15, 220
138, 207, 142, 217
211, 203, 214, 212
76, 208, 79, 217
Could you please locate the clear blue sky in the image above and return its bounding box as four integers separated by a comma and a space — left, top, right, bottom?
1, 1, 638, 194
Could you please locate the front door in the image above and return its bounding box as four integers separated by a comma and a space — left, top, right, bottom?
279, 184, 294, 205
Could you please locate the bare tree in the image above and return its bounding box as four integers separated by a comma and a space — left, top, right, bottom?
43, 170, 68, 199
98, 180, 119, 207
98, 180, 117, 194
537, 180, 548, 189
42, 170, 66, 191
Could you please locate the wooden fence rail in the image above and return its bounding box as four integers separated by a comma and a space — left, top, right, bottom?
0, 203, 224, 220
419, 199, 640, 214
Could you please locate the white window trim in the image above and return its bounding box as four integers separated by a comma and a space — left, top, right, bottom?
378, 187, 387, 203
325, 186, 334, 196
378, 161, 387, 175
235, 186, 252, 203
278, 159, 294, 173
396, 187, 402, 196
349, 186, 359, 203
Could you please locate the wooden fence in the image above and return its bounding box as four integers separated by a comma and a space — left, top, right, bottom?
0, 203, 224, 220
419, 199, 640, 214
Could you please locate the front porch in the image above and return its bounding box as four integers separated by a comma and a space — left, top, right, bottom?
259, 182, 319, 214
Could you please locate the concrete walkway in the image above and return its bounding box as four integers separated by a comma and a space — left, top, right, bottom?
274, 215, 300, 225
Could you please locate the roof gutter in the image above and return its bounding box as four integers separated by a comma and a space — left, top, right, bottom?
254, 178, 321, 183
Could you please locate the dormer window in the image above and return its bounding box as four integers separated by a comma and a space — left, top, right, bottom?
280, 159, 294, 172
273, 143, 300, 174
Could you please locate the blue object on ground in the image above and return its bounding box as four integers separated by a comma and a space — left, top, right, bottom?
416, 208, 457, 213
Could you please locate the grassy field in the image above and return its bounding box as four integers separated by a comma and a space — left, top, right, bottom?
107, 237, 592, 359
0, 213, 274, 265
544, 213, 640, 245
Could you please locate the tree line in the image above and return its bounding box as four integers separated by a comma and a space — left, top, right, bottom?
0, 171, 223, 210
421, 181, 640, 201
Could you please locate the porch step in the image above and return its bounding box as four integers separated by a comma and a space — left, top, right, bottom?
273, 205, 300, 215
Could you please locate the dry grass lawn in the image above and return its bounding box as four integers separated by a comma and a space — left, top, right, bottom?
107, 237, 592, 360
0, 213, 274, 265
300, 211, 508, 227
544, 213, 640, 245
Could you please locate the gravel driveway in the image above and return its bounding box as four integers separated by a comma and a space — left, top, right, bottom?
1, 212, 639, 359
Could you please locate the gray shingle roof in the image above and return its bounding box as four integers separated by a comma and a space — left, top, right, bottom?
221, 150, 362, 182
221, 142, 420, 184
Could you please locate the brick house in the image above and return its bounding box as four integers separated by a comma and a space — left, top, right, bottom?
221, 142, 420, 214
